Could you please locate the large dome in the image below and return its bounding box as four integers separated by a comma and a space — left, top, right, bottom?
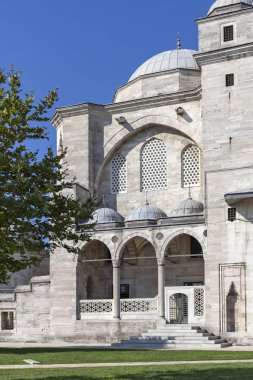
126, 204, 167, 222
129, 49, 199, 82
91, 208, 124, 224
208, 0, 253, 15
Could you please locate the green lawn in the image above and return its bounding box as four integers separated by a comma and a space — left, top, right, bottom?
0, 348, 253, 365
2, 363, 253, 380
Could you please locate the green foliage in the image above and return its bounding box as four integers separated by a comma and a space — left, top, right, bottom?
0, 67, 97, 283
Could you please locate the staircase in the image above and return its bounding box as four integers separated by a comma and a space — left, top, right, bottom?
112, 325, 232, 349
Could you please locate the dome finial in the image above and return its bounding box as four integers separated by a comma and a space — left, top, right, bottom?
102, 195, 106, 206
177, 32, 181, 50
188, 186, 192, 200
145, 192, 149, 205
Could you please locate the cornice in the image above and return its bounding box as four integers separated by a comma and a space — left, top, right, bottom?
51, 103, 105, 128
196, 6, 253, 24
105, 86, 202, 114
51, 87, 202, 127
195, 42, 253, 65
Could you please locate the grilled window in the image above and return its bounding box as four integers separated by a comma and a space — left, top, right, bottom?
120, 284, 130, 299
228, 208, 236, 222
223, 25, 234, 42
226, 74, 234, 87
1, 312, 14, 330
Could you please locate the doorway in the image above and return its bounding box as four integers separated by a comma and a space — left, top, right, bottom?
169, 293, 188, 324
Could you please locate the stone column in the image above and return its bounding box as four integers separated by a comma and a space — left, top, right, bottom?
112, 260, 121, 319
157, 258, 165, 318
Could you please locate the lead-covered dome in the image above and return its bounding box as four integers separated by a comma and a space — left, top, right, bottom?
170, 197, 204, 217
208, 0, 253, 15
129, 49, 199, 82
91, 208, 124, 224
126, 204, 167, 221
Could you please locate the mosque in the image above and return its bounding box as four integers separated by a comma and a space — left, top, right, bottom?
0, 0, 253, 346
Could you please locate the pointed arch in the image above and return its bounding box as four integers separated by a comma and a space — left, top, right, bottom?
111, 153, 127, 194
116, 232, 158, 260
160, 229, 205, 258
141, 137, 167, 191
182, 144, 200, 188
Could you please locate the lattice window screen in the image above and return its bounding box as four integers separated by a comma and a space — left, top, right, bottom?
111, 154, 127, 193
194, 288, 204, 317
141, 138, 167, 191
182, 145, 200, 187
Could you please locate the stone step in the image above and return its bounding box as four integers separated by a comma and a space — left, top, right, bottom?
138, 335, 220, 341
120, 338, 226, 345
157, 325, 202, 330
112, 342, 232, 349
142, 331, 209, 337
147, 328, 206, 333
111, 325, 232, 350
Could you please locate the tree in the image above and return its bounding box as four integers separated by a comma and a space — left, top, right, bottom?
0, 67, 97, 284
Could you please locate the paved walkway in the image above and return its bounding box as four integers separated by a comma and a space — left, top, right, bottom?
1, 359, 253, 370
1, 342, 253, 350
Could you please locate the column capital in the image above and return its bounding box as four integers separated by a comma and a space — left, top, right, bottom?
112, 259, 121, 268
157, 257, 165, 266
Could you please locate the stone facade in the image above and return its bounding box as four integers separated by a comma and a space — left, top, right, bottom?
1, 0, 253, 345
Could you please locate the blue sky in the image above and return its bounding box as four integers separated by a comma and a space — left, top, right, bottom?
2, 0, 214, 153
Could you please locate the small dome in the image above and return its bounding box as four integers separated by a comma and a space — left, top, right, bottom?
91, 208, 124, 224
170, 197, 204, 217
126, 204, 168, 222
208, 0, 253, 15
129, 49, 199, 82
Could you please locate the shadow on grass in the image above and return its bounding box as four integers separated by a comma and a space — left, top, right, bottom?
4, 365, 253, 380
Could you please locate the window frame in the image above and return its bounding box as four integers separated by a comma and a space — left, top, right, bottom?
0, 311, 15, 332
228, 208, 236, 222
221, 22, 236, 46
226, 73, 235, 87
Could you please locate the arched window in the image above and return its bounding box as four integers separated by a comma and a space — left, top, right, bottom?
141, 138, 167, 191
111, 154, 127, 194
182, 145, 200, 187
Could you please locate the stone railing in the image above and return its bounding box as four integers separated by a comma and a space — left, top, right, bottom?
120, 298, 157, 313
80, 298, 157, 319
80, 299, 113, 318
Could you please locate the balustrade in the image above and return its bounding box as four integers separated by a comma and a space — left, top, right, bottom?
80, 298, 157, 318
120, 298, 157, 313
80, 287, 205, 323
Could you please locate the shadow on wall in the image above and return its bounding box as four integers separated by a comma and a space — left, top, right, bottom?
0, 258, 50, 291
235, 200, 253, 225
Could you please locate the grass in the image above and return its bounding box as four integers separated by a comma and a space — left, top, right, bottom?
0, 348, 253, 365
2, 363, 253, 379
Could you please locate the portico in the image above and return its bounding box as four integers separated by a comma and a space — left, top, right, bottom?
77, 223, 206, 325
